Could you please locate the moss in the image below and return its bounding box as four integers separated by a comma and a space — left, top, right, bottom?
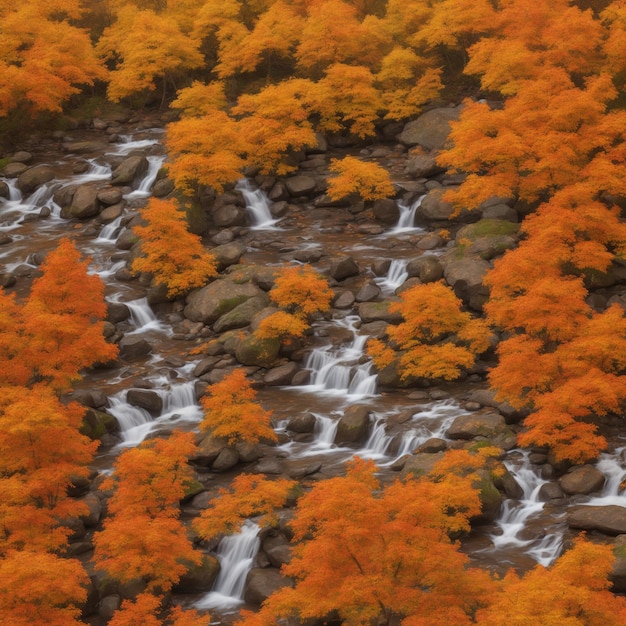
460, 219, 519, 240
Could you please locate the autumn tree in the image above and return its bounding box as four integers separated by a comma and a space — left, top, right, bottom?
0, 0, 106, 117
93, 431, 201, 592
368, 280, 491, 381
200, 369, 277, 445
256, 264, 333, 342
326, 155, 395, 202
238, 453, 495, 626
108, 593, 209, 626
131, 198, 217, 297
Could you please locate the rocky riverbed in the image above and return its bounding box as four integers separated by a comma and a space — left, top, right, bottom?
3, 106, 626, 623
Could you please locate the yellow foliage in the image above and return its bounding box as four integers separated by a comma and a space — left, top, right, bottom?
326, 156, 395, 201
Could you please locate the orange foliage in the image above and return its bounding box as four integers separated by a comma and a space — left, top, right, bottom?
238, 454, 493, 626
108, 593, 209, 626
326, 155, 395, 202
131, 198, 217, 297
93, 431, 201, 592
193, 474, 296, 540
368, 281, 491, 381
200, 369, 277, 445
0, 549, 88, 626
475, 536, 626, 625
22, 238, 118, 391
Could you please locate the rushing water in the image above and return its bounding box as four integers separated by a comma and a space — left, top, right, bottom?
236, 178, 282, 230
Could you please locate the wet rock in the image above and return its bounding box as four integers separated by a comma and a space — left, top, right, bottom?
212, 241, 247, 270
62, 140, 109, 154
261, 530, 292, 568
192, 433, 228, 467
175, 554, 221, 593
415, 438, 447, 453
152, 178, 174, 198
213, 295, 270, 333
559, 465, 606, 495
99, 202, 124, 223
358, 301, 403, 324
97, 187, 124, 206
3, 162, 28, 177
441, 251, 490, 308
355, 281, 381, 302
126, 388, 163, 414
185, 280, 265, 324
111, 155, 148, 186
115, 229, 138, 250
568, 505, 626, 535
10, 150, 33, 163
285, 175, 317, 197
235, 334, 280, 367
235, 441, 263, 463
537, 482, 565, 501
446, 410, 516, 449
372, 198, 399, 224
69, 184, 101, 219
329, 255, 360, 281
16, 165, 55, 194
212, 446, 240, 471
334, 405, 370, 445
406, 152, 445, 178
333, 289, 356, 309
213, 203, 247, 227
118, 335, 152, 360
256, 456, 284, 474
418, 187, 458, 221
264, 362, 300, 386
406, 256, 443, 283
287, 413, 317, 434
80, 408, 120, 440
398, 106, 462, 151
416, 233, 444, 250
245, 568, 293, 606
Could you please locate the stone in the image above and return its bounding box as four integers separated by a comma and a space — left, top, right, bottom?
559, 465, 606, 495
398, 106, 462, 150
235, 334, 281, 367
358, 301, 403, 324
568, 505, 626, 535
611, 535, 626, 592
264, 361, 300, 386
3, 162, 28, 177
80, 408, 120, 440
118, 335, 152, 360
372, 198, 399, 224
16, 165, 55, 194
212, 446, 240, 471
97, 187, 124, 206
334, 405, 370, 445
212, 241, 247, 270
406, 153, 445, 178
78, 493, 103, 528
213, 295, 270, 333
62, 140, 109, 154
244, 568, 293, 606
192, 433, 228, 467
329, 256, 360, 281
185, 279, 265, 324
111, 156, 148, 186
261, 531, 292, 568
235, 441, 263, 463
446, 410, 516, 449
99, 203, 124, 223
333, 290, 356, 309
69, 184, 101, 219
406, 256, 443, 283
355, 282, 381, 302
213, 203, 247, 227
287, 413, 317, 434
152, 178, 175, 197
400, 452, 444, 479
175, 554, 221, 593
418, 187, 458, 221
285, 175, 317, 197
126, 388, 163, 414
10, 150, 33, 163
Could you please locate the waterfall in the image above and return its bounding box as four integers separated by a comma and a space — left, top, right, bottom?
124, 155, 166, 200
96, 215, 125, 243
302, 316, 377, 400
374, 259, 408, 294
69, 159, 112, 185
236, 179, 281, 230
390, 195, 425, 233
110, 135, 161, 155
489, 450, 563, 566
124, 297, 168, 334
195, 521, 261, 610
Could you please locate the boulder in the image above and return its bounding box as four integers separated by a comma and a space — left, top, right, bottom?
68, 184, 101, 219
398, 106, 462, 151
264, 361, 300, 386
80, 408, 120, 440
192, 433, 228, 467
418, 187, 457, 221
372, 198, 399, 224
455, 219, 519, 260
568, 505, 626, 535
285, 175, 317, 197
62, 140, 109, 154
118, 335, 152, 360
213, 295, 270, 333
406, 153, 445, 178
406, 256, 443, 283
235, 334, 281, 367
287, 413, 317, 434
358, 301, 403, 324
261, 530, 292, 568
244, 568, 293, 606
212, 446, 240, 471
111, 156, 148, 186
400, 452, 444, 478
611, 535, 626, 592
213, 203, 247, 227
334, 405, 370, 445
184, 280, 265, 324
212, 241, 247, 270
99, 203, 124, 223
446, 410, 516, 449
3, 162, 28, 177
126, 389, 163, 414
16, 165, 55, 194
355, 282, 381, 302
78, 493, 103, 528
329, 256, 360, 281
559, 465, 606, 495
175, 554, 221, 593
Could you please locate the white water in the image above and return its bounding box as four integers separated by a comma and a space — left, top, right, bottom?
124, 297, 169, 334
124, 155, 166, 200
374, 259, 408, 294
236, 179, 281, 230
390, 195, 425, 233
585, 448, 626, 506
195, 521, 261, 610
301, 316, 377, 400
488, 450, 563, 567
109, 134, 162, 155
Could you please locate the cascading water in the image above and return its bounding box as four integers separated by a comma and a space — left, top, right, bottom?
390, 194, 425, 233
124, 155, 166, 200
195, 521, 261, 610
302, 315, 377, 400
236, 179, 281, 230
124, 297, 168, 334
374, 259, 408, 294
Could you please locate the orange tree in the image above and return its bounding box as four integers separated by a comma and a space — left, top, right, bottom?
368, 280, 491, 381
132, 198, 217, 298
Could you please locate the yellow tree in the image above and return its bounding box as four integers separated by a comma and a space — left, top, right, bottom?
132, 198, 217, 297
326, 156, 395, 202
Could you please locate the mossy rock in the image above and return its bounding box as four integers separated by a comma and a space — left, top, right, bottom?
235, 333, 281, 367
80, 408, 120, 440
454, 219, 519, 260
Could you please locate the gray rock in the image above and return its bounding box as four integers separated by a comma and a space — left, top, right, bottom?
78, 493, 103, 528
559, 465, 606, 495
568, 505, 626, 535
355, 281, 381, 302
192, 433, 228, 467
213, 203, 247, 227
358, 301, 403, 324
264, 361, 299, 386
212, 446, 240, 471
261, 531, 292, 568
611, 535, 626, 592
333, 290, 356, 309
126, 388, 163, 414
334, 405, 370, 445
372, 198, 399, 224
111, 156, 148, 186
329, 256, 359, 281
285, 175, 317, 197
118, 335, 152, 360
213, 295, 270, 333
62, 140, 109, 154
235, 334, 280, 367
97, 187, 124, 206
406, 153, 445, 178
287, 413, 317, 433
398, 106, 462, 151
418, 187, 457, 221
152, 178, 175, 198
185, 280, 265, 324
244, 568, 293, 606
212, 241, 247, 270
406, 256, 443, 283
69, 184, 100, 219
99, 203, 124, 223
16, 165, 55, 194
446, 410, 516, 449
